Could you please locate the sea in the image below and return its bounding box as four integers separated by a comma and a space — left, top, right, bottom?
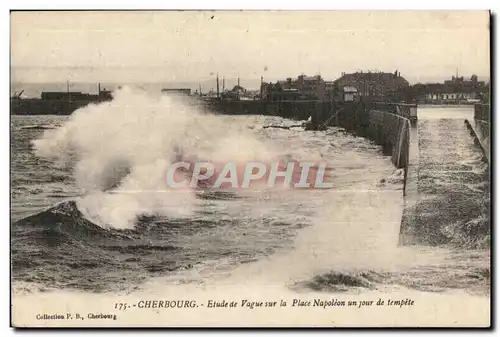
10, 85, 490, 326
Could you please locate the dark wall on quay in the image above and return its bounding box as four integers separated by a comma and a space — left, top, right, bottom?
203, 99, 335, 121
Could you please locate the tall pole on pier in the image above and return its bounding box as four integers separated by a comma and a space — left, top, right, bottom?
216, 72, 220, 98
222, 77, 225, 92
260, 76, 263, 99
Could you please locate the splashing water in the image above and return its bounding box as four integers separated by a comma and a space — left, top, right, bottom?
14, 101, 489, 299
32, 87, 278, 229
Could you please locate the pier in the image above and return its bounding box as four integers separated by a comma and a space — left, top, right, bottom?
321, 100, 490, 247
203, 95, 490, 248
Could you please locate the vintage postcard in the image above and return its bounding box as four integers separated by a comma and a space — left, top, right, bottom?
10, 10, 491, 327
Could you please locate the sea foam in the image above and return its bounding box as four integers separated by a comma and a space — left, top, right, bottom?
32, 86, 276, 229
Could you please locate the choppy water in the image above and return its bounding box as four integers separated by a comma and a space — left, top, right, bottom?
11, 94, 490, 297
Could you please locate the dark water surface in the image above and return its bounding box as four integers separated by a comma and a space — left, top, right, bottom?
11, 107, 490, 296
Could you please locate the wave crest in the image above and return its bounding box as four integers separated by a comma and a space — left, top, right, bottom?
32, 87, 277, 229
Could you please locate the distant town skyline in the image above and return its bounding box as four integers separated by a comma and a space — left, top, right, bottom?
11, 72, 490, 88
11, 11, 490, 86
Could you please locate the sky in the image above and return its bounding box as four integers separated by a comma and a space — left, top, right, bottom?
10, 11, 491, 85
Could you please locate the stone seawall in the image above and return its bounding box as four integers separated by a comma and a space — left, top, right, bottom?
474, 103, 490, 123
467, 103, 491, 164
365, 110, 410, 169
203, 98, 418, 244
334, 101, 420, 246
465, 119, 490, 164
335, 101, 414, 172
204, 98, 415, 185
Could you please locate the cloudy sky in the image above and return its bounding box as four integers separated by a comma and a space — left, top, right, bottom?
11, 11, 490, 84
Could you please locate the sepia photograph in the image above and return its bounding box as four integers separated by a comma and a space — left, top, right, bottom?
9, 10, 491, 327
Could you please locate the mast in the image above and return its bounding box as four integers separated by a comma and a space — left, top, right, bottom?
216, 72, 220, 98
222, 77, 225, 92
260, 76, 263, 99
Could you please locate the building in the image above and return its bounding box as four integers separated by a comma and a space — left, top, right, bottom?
333, 70, 410, 102
342, 86, 358, 102
325, 81, 337, 101
413, 75, 489, 104
221, 85, 247, 100
261, 74, 327, 101
11, 86, 113, 115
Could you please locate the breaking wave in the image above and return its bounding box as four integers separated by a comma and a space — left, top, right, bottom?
32, 87, 279, 229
